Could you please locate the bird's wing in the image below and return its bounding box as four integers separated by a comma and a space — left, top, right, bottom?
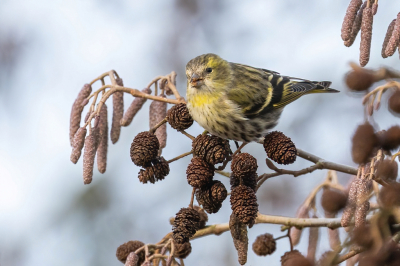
226, 63, 274, 118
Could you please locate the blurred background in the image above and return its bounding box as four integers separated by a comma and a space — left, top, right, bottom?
0, 0, 399, 265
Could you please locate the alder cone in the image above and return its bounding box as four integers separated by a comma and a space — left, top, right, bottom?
195, 180, 226, 214
378, 126, 400, 151
345, 68, 375, 91
193, 205, 208, 229
186, 157, 214, 188
173, 241, 192, 259
172, 208, 200, 244
281, 250, 312, 266
264, 131, 297, 165
230, 172, 257, 191
192, 134, 231, 165
230, 185, 258, 227
252, 233, 276, 256
166, 103, 193, 131
321, 188, 348, 213
379, 182, 400, 209
116, 240, 145, 264
351, 122, 377, 164
376, 159, 398, 182
138, 156, 169, 184
389, 90, 400, 114
130, 131, 159, 167
231, 153, 258, 178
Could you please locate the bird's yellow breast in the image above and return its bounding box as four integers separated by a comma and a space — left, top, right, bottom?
188, 93, 220, 108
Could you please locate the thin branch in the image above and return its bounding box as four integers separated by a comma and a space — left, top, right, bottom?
178, 130, 195, 141
150, 118, 168, 134
166, 151, 193, 164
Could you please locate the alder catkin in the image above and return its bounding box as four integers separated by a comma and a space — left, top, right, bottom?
306, 216, 319, 263
382, 20, 396, 58
97, 104, 108, 173
82, 129, 99, 184
70, 84, 92, 146
385, 14, 400, 57
344, 2, 366, 47
121, 88, 152, 127
149, 94, 167, 150
290, 204, 309, 246
70, 127, 87, 164
372, 3, 378, 15
325, 211, 341, 250
359, 6, 373, 67
341, 0, 363, 41
341, 179, 358, 227
111, 78, 124, 144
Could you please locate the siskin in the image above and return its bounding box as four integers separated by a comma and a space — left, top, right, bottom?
186, 53, 338, 142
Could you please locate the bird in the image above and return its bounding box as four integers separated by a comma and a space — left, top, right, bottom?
185, 53, 339, 143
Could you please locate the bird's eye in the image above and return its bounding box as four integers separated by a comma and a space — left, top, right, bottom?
205, 67, 212, 73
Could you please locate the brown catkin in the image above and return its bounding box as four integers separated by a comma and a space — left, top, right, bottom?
356, 178, 373, 205
359, 6, 373, 67
355, 201, 370, 227
229, 213, 248, 265
116, 240, 145, 264
307, 217, 319, 263
125, 252, 139, 266
385, 14, 400, 57
149, 94, 167, 150
110, 78, 124, 144
341, 0, 363, 41
341, 178, 358, 227
382, 20, 396, 58
70, 127, 87, 164
121, 87, 152, 127
97, 104, 108, 173
70, 84, 92, 146
290, 205, 309, 246
325, 211, 341, 250
82, 128, 99, 184
345, 1, 367, 47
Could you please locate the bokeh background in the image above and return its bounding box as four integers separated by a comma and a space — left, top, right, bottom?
1, 0, 399, 265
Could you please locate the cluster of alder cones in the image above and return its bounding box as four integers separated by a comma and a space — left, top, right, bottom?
341, 0, 400, 66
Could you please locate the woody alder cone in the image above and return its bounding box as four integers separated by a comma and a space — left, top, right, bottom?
193, 205, 208, 229
281, 250, 312, 266
138, 156, 169, 184
230, 172, 257, 191
195, 180, 227, 214
231, 153, 258, 178
351, 122, 377, 164
166, 103, 193, 131
230, 185, 258, 227
172, 207, 200, 244
192, 134, 231, 165
252, 233, 276, 256
186, 157, 214, 188
321, 188, 348, 214
173, 241, 192, 259
264, 131, 297, 165
116, 240, 145, 264
378, 126, 400, 151
345, 68, 375, 91
376, 159, 398, 182
130, 131, 159, 167
389, 90, 400, 114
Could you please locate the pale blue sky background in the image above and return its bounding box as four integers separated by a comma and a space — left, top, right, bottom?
0, 0, 399, 265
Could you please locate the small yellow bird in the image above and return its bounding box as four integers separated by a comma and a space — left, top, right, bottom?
185, 53, 338, 142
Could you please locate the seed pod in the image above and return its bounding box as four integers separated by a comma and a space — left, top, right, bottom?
149, 94, 167, 150
172, 207, 200, 244
385, 14, 400, 57
230, 172, 257, 191
82, 128, 100, 184
173, 241, 192, 259
341, 0, 363, 41
290, 204, 310, 246
70, 127, 87, 164
137, 156, 169, 184
130, 131, 159, 167
231, 153, 258, 178
166, 103, 193, 131
70, 84, 92, 146
264, 131, 297, 165
345, 65, 375, 91
210, 180, 228, 203
281, 250, 312, 266
230, 185, 258, 227
193, 205, 208, 229
345, 1, 367, 47
359, 6, 373, 67
351, 122, 377, 164
378, 126, 400, 151
116, 240, 145, 265
382, 19, 396, 58
121, 88, 152, 127
97, 104, 108, 173
192, 134, 231, 165
307, 219, 319, 262
389, 90, 400, 114
195, 180, 226, 214
376, 159, 398, 182
186, 157, 214, 188
111, 78, 124, 144
355, 201, 370, 227
229, 213, 248, 265
124, 252, 139, 266
341, 179, 358, 227
321, 188, 348, 214
252, 233, 276, 256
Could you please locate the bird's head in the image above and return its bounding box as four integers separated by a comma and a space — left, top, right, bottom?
185, 53, 230, 95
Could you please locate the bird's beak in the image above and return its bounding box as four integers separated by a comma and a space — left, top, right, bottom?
190, 73, 203, 87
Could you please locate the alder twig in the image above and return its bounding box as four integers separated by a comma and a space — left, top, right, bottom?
166, 151, 193, 164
